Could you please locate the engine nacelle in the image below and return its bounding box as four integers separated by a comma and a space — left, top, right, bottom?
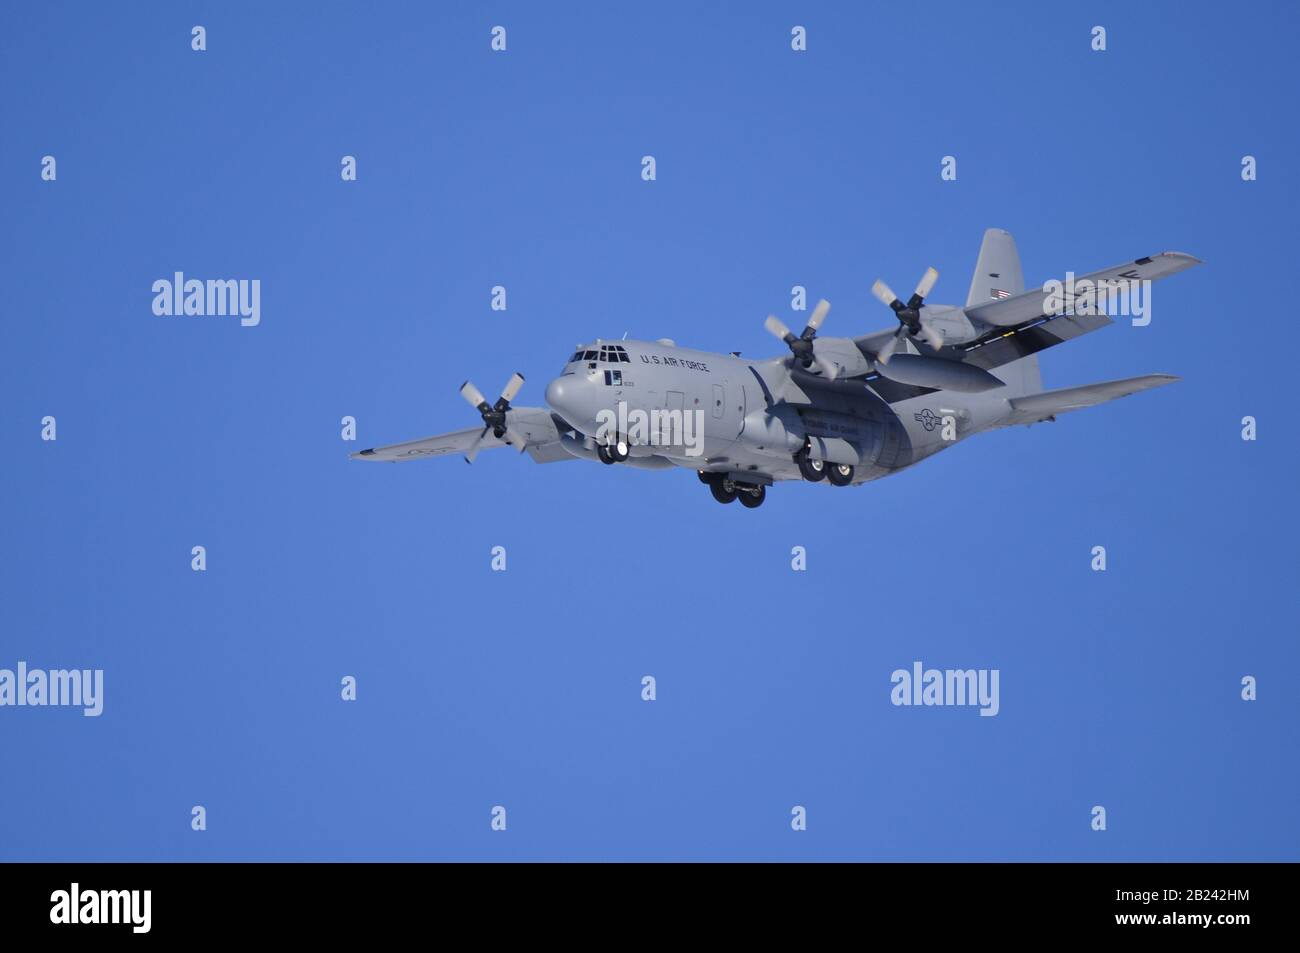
810, 336, 873, 379
916, 304, 979, 347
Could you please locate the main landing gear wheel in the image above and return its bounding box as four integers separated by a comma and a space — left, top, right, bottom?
827, 463, 855, 486
796, 451, 826, 482
704, 472, 765, 508
709, 479, 738, 504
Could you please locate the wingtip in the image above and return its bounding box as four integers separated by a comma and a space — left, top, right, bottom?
1136, 373, 1181, 389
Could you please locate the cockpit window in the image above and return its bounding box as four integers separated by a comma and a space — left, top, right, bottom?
574, 344, 631, 364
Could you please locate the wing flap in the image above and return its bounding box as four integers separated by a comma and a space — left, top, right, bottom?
961, 310, 1113, 371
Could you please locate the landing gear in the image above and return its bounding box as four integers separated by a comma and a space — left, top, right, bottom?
709, 479, 737, 504
597, 435, 629, 465
702, 472, 766, 508
796, 449, 826, 482
827, 463, 855, 486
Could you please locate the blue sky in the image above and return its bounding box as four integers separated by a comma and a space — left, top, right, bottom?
1, 1, 1296, 860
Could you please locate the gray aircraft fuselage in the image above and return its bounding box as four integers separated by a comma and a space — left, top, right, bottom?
544, 337, 997, 485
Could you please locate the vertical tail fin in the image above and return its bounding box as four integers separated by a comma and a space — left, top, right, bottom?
967, 228, 1042, 396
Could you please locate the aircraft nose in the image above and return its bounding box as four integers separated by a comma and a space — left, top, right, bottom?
546, 376, 586, 427
546, 373, 598, 432
545, 376, 568, 411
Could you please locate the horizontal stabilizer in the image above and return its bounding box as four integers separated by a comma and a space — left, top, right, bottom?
996, 374, 1179, 428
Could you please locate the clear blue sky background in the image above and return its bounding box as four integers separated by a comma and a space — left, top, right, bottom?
2, 1, 1296, 861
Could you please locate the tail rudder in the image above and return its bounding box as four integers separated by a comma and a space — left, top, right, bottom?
968, 228, 1042, 397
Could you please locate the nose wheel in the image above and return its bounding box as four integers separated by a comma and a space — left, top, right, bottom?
597, 436, 630, 465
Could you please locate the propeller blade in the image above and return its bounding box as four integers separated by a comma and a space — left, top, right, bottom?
805, 299, 830, 333
464, 426, 489, 463
871, 279, 899, 308
499, 372, 525, 404
504, 423, 529, 453
920, 320, 945, 351
915, 267, 939, 299
460, 380, 488, 411
764, 314, 794, 343
876, 328, 905, 365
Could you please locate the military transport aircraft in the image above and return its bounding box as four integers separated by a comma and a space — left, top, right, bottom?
352, 229, 1199, 508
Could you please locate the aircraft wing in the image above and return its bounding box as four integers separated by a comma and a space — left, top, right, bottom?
350, 407, 569, 463
965, 252, 1201, 327
848, 251, 1200, 393
351, 426, 503, 462
991, 374, 1179, 428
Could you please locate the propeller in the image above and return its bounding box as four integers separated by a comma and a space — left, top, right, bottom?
871, 267, 945, 363
764, 298, 831, 375
460, 372, 528, 462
